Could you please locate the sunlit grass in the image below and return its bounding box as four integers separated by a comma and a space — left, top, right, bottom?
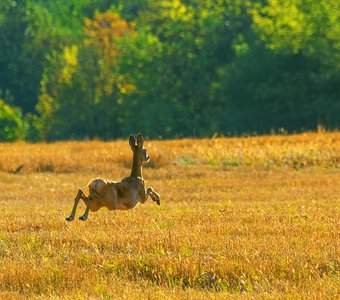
0, 132, 339, 299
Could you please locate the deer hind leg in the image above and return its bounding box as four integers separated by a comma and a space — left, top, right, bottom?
79, 188, 104, 221
79, 195, 93, 221
66, 189, 87, 221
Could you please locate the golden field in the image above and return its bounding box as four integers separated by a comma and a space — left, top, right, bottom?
0, 132, 339, 299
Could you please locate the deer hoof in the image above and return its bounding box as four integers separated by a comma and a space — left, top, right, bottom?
65, 215, 74, 221
79, 215, 88, 221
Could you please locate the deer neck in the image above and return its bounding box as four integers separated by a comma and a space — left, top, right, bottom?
130, 153, 143, 178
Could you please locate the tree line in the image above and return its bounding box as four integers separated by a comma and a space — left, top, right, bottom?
0, 0, 339, 141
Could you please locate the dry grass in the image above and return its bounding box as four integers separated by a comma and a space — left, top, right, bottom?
0, 132, 339, 299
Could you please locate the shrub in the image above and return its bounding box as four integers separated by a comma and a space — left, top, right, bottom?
0, 99, 23, 141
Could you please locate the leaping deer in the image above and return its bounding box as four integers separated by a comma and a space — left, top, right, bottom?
65, 133, 160, 221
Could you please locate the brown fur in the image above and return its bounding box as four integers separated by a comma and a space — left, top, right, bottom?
65, 134, 160, 221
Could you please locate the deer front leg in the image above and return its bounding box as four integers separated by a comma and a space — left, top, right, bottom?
141, 187, 161, 205
66, 189, 87, 221
148, 187, 161, 205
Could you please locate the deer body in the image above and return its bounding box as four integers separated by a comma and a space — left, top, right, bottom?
66, 134, 160, 221
87, 177, 146, 211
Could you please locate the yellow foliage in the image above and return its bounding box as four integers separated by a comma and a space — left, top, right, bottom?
59, 45, 79, 84
84, 11, 135, 65
64, 45, 78, 66
81, 11, 136, 96
160, 0, 193, 22
118, 82, 136, 94
251, 0, 313, 52
36, 92, 56, 116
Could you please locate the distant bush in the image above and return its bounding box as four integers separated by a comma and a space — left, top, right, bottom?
0, 99, 23, 141
22, 113, 43, 142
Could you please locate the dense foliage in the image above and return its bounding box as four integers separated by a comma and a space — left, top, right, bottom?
0, 0, 339, 140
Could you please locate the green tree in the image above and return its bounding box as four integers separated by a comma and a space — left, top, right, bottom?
122, 0, 253, 137
248, 0, 340, 130
37, 11, 136, 140
0, 0, 117, 114
0, 0, 39, 112
251, 0, 340, 67
216, 43, 332, 134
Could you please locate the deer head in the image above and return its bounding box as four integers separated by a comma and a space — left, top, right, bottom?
129, 133, 150, 162
129, 134, 150, 178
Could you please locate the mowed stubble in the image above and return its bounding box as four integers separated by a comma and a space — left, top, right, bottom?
0, 132, 339, 299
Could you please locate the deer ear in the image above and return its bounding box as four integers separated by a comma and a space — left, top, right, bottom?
136, 133, 144, 148
129, 134, 136, 150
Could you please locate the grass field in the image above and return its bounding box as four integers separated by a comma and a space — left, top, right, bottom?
0, 132, 339, 299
